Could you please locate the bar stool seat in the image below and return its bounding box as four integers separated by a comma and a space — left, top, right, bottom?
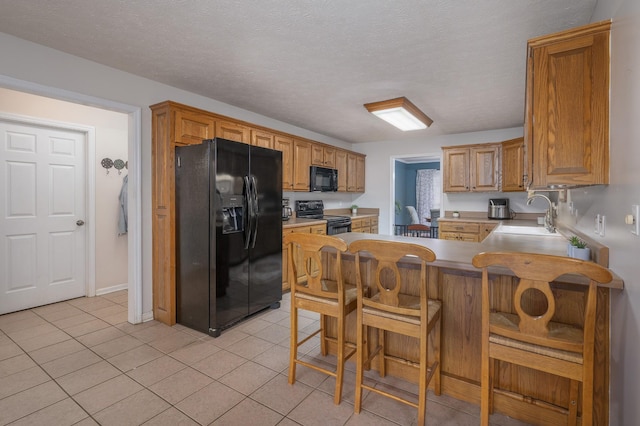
472, 251, 613, 425
283, 232, 356, 405
349, 239, 441, 426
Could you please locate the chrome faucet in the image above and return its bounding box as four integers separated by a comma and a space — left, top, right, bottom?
527, 193, 556, 233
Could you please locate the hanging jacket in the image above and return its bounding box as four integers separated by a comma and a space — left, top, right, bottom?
118, 175, 128, 235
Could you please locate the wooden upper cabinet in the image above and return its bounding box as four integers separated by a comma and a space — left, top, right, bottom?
311, 144, 337, 168
274, 135, 294, 190
251, 129, 274, 149
442, 147, 470, 192
174, 109, 215, 146
215, 120, 250, 144
470, 145, 500, 191
346, 153, 357, 192
526, 21, 610, 188
501, 137, 525, 192
355, 155, 365, 192
443, 144, 499, 192
292, 139, 312, 191
335, 150, 348, 191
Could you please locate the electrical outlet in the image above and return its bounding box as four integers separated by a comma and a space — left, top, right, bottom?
595, 214, 600, 234
599, 215, 606, 237
626, 205, 640, 236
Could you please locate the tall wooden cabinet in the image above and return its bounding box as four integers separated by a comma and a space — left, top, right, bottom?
525, 21, 610, 188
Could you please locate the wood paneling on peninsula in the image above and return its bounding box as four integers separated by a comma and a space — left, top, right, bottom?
322, 231, 622, 425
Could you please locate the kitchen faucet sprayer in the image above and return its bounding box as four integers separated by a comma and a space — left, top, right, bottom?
527, 192, 556, 233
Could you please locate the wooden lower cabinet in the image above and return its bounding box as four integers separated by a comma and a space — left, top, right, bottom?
439, 221, 496, 242
282, 224, 326, 291
439, 222, 481, 242
351, 216, 378, 234
321, 254, 610, 425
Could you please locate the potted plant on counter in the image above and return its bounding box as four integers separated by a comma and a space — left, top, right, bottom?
351, 204, 358, 216
568, 236, 590, 260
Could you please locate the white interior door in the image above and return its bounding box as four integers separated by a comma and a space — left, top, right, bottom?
0, 119, 86, 314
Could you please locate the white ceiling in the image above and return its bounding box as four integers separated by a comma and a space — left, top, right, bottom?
0, 0, 596, 143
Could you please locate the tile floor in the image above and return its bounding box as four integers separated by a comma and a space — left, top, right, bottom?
0, 291, 530, 425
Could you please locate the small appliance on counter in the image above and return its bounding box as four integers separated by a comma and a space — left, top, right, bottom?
488, 198, 511, 220
282, 198, 292, 221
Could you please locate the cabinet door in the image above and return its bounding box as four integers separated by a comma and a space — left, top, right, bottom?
274, 135, 294, 190
442, 148, 470, 192
292, 139, 312, 191
480, 224, 497, 241
470, 145, 500, 192
501, 138, 525, 192
356, 155, 366, 192
346, 154, 357, 192
530, 23, 610, 187
335, 150, 348, 191
323, 147, 336, 168
174, 110, 215, 145
216, 120, 250, 144
251, 130, 274, 149
311, 144, 324, 166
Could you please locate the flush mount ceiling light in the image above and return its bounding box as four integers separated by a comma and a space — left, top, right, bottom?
364, 97, 433, 131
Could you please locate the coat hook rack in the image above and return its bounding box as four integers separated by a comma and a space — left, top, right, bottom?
101, 158, 128, 175
101, 158, 113, 174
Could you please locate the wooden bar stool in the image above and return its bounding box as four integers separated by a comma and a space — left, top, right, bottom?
472, 252, 613, 426
349, 240, 441, 426
283, 232, 356, 405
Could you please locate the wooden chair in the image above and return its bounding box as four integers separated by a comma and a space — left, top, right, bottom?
407, 224, 431, 238
283, 232, 356, 405
349, 240, 441, 426
472, 252, 613, 426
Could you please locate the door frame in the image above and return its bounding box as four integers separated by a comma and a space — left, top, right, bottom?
0, 111, 96, 301
0, 75, 144, 324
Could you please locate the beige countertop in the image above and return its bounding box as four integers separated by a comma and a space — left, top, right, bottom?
335, 226, 623, 290
282, 217, 326, 229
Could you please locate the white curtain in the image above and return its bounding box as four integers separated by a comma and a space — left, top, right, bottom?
416, 169, 441, 224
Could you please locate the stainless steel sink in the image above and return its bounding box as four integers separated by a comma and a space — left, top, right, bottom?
493, 225, 563, 237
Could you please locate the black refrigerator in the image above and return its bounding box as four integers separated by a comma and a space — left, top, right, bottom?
175, 138, 282, 337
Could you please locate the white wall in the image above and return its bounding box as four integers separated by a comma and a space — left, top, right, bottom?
574, 1, 640, 424
353, 127, 531, 234
0, 88, 129, 293
0, 32, 354, 319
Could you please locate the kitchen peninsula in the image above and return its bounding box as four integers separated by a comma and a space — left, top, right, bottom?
321, 225, 622, 425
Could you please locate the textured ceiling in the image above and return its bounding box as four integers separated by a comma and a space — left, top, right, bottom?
0, 0, 596, 143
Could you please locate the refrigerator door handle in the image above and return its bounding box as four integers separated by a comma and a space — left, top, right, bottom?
250, 176, 259, 248
243, 175, 252, 249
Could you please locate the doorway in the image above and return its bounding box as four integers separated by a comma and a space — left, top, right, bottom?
0, 77, 142, 323
391, 154, 441, 232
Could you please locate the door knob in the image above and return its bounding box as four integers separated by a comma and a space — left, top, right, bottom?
76, 220, 85, 226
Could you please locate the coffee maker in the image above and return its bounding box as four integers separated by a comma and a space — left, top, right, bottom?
282, 198, 292, 221
488, 198, 511, 219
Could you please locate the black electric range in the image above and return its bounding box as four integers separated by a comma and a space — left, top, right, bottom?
295, 200, 352, 235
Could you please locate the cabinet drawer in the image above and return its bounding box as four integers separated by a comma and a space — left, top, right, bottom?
439, 222, 480, 234
370, 217, 378, 226
309, 224, 326, 235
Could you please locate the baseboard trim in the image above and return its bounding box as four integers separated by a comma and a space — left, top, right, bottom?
142, 311, 155, 322
95, 283, 128, 296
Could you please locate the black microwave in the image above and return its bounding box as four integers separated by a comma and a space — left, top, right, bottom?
309, 166, 338, 192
